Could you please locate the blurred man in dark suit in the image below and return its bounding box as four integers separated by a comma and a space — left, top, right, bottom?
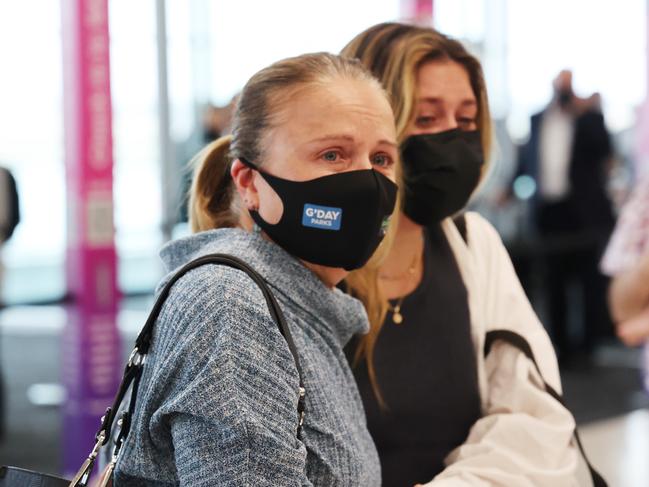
516, 70, 615, 363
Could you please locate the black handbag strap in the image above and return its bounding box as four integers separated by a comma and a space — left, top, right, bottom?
485, 330, 607, 487
452, 213, 468, 244
451, 215, 605, 485
99, 253, 306, 458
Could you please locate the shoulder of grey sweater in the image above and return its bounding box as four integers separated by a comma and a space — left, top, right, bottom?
149, 263, 301, 401
154, 263, 285, 344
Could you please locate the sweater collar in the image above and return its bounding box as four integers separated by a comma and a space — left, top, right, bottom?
159, 228, 369, 345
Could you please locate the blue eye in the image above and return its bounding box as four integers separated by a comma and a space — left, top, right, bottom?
458, 117, 477, 128
322, 150, 340, 162
416, 116, 436, 126
372, 153, 393, 167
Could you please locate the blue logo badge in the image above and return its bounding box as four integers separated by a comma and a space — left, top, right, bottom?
302, 204, 343, 231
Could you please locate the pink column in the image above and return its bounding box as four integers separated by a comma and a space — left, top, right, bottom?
401, 0, 434, 23
60, 0, 121, 476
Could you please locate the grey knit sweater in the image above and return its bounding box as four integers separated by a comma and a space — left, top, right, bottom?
114, 228, 380, 486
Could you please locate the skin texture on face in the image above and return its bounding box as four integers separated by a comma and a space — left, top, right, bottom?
234, 77, 397, 225
406, 58, 478, 137
380, 59, 479, 300
230, 77, 398, 287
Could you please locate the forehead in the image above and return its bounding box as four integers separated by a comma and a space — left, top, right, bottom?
271, 78, 396, 141
415, 58, 476, 106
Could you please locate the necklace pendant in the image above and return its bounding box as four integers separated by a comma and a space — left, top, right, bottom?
392, 311, 403, 325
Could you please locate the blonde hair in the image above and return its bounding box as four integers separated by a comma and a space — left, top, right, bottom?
341, 23, 494, 406
189, 52, 386, 232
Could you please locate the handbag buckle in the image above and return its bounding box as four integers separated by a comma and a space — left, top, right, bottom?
127, 347, 145, 368
68, 431, 105, 486
298, 387, 306, 427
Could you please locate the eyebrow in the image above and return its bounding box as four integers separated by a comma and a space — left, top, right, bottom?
308, 134, 398, 148
377, 139, 398, 148
418, 97, 477, 107
309, 134, 355, 143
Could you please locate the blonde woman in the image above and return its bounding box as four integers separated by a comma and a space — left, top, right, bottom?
343, 23, 582, 486
114, 52, 398, 486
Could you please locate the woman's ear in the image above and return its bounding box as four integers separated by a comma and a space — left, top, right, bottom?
231, 159, 259, 211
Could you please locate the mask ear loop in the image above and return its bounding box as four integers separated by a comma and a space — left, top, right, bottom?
237, 157, 262, 215
238, 156, 259, 170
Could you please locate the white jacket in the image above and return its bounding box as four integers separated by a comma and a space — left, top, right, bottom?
422, 212, 581, 487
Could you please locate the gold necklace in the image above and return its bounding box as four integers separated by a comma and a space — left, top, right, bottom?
381, 239, 424, 325
378, 235, 424, 281
388, 296, 406, 325
378, 261, 418, 281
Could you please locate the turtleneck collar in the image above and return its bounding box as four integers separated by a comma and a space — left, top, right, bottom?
159, 228, 369, 345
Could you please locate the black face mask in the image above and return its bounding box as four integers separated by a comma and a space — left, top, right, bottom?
400, 129, 484, 225
240, 158, 398, 271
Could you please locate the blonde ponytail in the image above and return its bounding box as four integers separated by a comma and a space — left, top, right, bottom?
189, 135, 241, 232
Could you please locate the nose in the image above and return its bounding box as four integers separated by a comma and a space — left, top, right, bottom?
358, 159, 374, 170
350, 155, 374, 171
438, 113, 458, 132
350, 156, 393, 181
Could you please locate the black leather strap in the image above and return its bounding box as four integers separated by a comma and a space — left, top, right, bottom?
452, 213, 468, 244
100, 253, 306, 450
485, 329, 607, 487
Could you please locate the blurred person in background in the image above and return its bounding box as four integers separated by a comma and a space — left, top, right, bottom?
601, 170, 649, 346
201, 100, 236, 144
342, 23, 579, 487
0, 164, 20, 306
516, 70, 615, 363
0, 164, 19, 440
176, 100, 237, 224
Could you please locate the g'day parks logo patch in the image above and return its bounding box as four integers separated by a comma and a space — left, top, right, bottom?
302, 204, 342, 231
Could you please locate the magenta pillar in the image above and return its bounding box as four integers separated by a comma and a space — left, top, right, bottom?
401, 0, 434, 23
61, 0, 121, 476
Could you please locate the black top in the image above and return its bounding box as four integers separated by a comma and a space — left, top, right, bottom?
347, 224, 481, 487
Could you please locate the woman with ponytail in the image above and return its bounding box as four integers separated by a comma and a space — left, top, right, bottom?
114, 52, 399, 486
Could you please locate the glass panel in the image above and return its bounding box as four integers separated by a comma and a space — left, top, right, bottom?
110, 0, 165, 294
0, 1, 66, 304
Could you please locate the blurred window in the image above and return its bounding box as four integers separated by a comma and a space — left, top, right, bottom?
0, 1, 66, 303
435, 0, 647, 139
0, 0, 401, 303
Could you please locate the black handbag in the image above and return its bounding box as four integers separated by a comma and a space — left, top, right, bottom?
1, 254, 306, 487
